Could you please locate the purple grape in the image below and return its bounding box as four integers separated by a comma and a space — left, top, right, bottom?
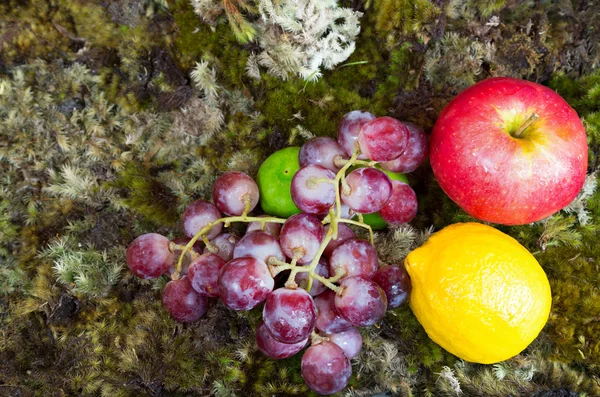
341, 167, 392, 213
329, 238, 378, 280
233, 230, 285, 264
314, 290, 352, 334
358, 116, 409, 161
279, 213, 324, 264
379, 181, 418, 225
246, 215, 281, 237
263, 288, 317, 344
162, 277, 209, 323
301, 341, 352, 395
299, 137, 346, 172
291, 165, 336, 215
380, 122, 429, 173
256, 321, 308, 360
295, 257, 330, 296
333, 202, 355, 220
328, 327, 362, 360
372, 265, 411, 309
218, 257, 274, 310
337, 110, 375, 159
167, 262, 190, 277
126, 233, 174, 279
212, 171, 259, 216
188, 253, 226, 297
182, 200, 222, 240
323, 223, 355, 258
335, 276, 387, 327
204, 233, 239, 261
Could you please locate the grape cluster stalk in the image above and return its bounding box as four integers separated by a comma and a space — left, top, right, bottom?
127, 111, 423, 395
176, 146, 368, 292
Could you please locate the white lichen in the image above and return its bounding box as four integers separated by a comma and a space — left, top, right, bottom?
437, 366, 462, 395
562, 172, 598, 225
256, 0, 362, 81
42, 236, 123, 298
189, 0, 362, 81
190, 0, 224, 26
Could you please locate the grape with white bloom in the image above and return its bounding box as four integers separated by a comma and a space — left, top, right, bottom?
280, 213, 324, 264
188, 253, 226, 297
380, 122, 429, 173
337, 110, 375, 159
246, 215, 281, 236
126, 233, 174, 279
204, 233, 239, 261
182, 200, 222, 240
379, 180, 418, 225
314, 290, 352, 334
291, 164, 336, 215
329, 238, 378, 280
263, 288, 317, 344
299, 137, 347, 172
372, 265, 412, 309
335, 276, 387, 327
212, 171, 259, 216
358, 116, 409, 161
328, 327, 362, 360
301, 341, 352, 395
218, 257, 274, 311
341, 168, 392, 213
256, 321, 308, 360
233, 230, 285, 265
162, 277, 208, 323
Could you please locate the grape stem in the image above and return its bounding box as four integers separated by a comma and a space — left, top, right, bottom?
284, 252, 303, 289
311, 272, 341, 293
301, 144, 360, 293
334, 157, 378, 168
169, 242, 200, 261
338, 218, 373, 244
307, 177, 337, 188
334, 147, 361, 222
174, 145, 377, 297
310, 330, 329, 345
173, 214, 286, 279
203, 235, 215, 252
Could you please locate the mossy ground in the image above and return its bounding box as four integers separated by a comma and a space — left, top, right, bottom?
1, 0, 599, 396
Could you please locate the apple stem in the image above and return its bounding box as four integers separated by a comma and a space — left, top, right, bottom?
514, 113, 539, 138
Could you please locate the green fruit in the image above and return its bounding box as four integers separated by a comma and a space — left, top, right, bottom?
360, 212, 388, 230
381, 168, 409, 183
257, 146, 302, 218
352, 166, 409, 230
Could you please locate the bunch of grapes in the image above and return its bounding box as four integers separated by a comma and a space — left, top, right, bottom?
126, 111, 426, 395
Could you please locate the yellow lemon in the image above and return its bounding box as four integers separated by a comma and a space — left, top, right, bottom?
405, 222, 551, 364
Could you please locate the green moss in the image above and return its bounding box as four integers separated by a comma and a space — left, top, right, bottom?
424, 32, 485, 92
171, 0, 249, 84
0, 0, 122, 64
255, 72, 385, 141
110, 163, 180, 228
550, 70, 600, 169
371, 0, 441, 47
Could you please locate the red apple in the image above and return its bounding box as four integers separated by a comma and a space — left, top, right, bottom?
430, 77, 588, 225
